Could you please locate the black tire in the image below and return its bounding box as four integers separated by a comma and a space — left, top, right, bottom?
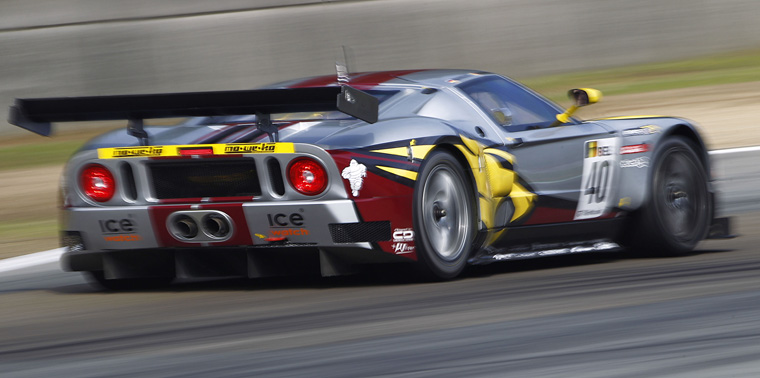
83, 271, 173, 291
413, 150, 476, 279
631, 136, 711, 256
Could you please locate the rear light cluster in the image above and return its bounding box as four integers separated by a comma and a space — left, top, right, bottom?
78, 156, 328, 202
80, 164, 115, 202
288, 157, 327, 196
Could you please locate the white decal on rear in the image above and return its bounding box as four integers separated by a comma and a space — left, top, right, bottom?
341, 159, 367, 197
575, 138, 619, 220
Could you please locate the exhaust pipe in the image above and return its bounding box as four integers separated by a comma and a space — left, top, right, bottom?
171, 215, 198, 239
202, 213, 231, 238
167, 210, 234, 242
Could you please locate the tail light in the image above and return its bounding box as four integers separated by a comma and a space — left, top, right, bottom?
288, 157, 327, 195
80, 164, 116, 202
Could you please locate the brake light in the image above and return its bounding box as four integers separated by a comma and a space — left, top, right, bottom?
179, 147, 214, 156
288, 157, 327, 195
80, 164, 115, 202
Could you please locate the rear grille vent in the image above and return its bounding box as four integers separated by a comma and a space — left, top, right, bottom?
149, 160, 261, 199
267, 158, 285, 196
120, 162, 138, 201
329, 221, 391, 243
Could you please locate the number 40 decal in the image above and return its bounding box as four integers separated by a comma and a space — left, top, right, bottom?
575, 138, 619, 220
584, 160, 610, 204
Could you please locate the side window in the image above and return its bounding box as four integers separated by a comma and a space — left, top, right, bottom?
416, 91, 485, 122
459, 77, 565, 131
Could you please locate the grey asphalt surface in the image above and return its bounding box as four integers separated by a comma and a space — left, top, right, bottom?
0, 150, 759, 377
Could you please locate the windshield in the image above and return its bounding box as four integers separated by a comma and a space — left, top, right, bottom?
459, 77, 566, 131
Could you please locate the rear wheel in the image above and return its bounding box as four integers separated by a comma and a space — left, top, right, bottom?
413, 150, 476, 279
631, 136, 710, 256
84, 271, 173, 291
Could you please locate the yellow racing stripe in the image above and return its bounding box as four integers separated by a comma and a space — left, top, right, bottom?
97, 143, 295, 159
376, 166, 418, 181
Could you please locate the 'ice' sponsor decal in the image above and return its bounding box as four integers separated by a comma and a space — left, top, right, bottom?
99, 218, 143, 242
575, 138, 619, 220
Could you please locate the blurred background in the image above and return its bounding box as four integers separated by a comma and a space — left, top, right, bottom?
2, 0, 760, 135
0, 0, 759, 257
3, 4, 760, 375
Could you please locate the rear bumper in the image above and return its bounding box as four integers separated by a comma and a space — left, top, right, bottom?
62, 200, 381, 251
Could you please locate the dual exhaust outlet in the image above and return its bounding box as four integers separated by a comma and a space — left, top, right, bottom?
168, 210, 233, 242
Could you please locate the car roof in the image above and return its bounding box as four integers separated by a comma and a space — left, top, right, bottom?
270, 69, 495, 90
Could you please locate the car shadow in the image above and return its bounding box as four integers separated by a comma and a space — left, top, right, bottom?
46, 247, 735, 294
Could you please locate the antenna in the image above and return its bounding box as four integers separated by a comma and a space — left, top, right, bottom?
336, 45, 355, 84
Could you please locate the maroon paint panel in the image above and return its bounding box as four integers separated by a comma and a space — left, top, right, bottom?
287, 70, 427, 89
149, 203, 253, 247
330, 150, 417, 260
354, 196, 417, 261
522, 207, 577, 225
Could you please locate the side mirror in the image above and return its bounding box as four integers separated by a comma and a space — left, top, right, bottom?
553, 88, 603, 126
569, 88, 602, 107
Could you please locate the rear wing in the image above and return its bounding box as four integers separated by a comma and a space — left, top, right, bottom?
8, 85, 378, 143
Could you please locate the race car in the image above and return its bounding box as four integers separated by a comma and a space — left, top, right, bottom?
9, 69, 730, 289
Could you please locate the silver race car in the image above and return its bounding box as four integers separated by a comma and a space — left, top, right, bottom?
9, 70, 730, 288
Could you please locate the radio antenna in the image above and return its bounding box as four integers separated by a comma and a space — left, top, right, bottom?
336, 45, 354, 84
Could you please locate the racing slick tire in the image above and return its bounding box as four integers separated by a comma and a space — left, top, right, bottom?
83, 271, 174, 291
631, 136, 711, 256
413, 150, 476, 280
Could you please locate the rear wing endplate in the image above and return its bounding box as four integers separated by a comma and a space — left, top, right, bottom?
8, 85, 378, 143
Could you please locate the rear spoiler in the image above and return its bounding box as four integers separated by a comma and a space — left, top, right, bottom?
8, 85, 378, 144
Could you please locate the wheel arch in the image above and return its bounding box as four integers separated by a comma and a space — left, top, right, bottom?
421, 142, 488, 248
663, 123, 711, 177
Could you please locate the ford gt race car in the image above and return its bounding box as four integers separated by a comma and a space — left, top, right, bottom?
9, 70, 730, 289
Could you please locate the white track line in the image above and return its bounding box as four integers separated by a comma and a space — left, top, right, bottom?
0, 146, 757, 274
709, 146, 760, 155
0, 248, 65, 274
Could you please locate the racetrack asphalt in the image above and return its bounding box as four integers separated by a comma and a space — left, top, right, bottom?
0, 148, 759, 377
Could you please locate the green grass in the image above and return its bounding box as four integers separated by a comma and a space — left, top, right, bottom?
0, 139, 84, 171
519, 49, 760, 102
0, 219, 57, 241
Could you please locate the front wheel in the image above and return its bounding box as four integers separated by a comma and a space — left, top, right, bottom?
631, 136, 711, 256
413, 150, 476, 280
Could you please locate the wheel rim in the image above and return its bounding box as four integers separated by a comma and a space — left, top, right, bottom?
655, 148, 706, 242
421, 165, 470, 261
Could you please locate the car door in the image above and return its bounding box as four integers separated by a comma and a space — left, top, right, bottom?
458, 76, 618, 226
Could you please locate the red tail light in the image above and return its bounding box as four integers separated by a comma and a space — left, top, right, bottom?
288, 157, 327, 195
179, 147, 214, 156
80, 164, 115, 202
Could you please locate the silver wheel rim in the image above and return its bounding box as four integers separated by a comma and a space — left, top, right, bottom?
421, 165, 470, 261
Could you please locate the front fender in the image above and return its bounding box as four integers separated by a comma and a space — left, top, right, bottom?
601, 118, 710, 212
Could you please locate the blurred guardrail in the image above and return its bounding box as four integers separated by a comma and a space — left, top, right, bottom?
2, 0, 760, 134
